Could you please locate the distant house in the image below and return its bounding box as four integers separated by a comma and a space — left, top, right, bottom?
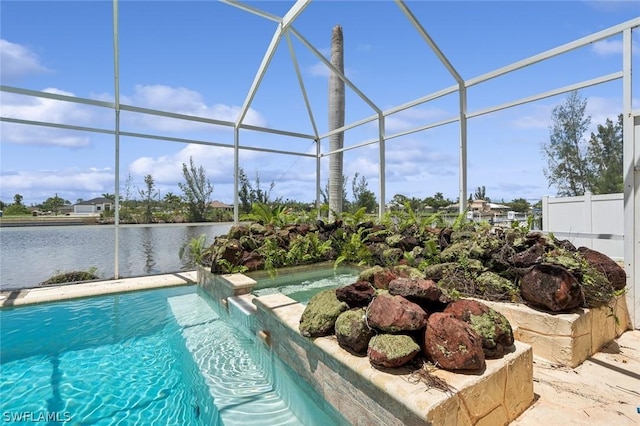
59, 205, 74, 215
488, 203, 510, 213
469, 199, 488, 212
209, 200, 233, 212
73, 197, 114, 216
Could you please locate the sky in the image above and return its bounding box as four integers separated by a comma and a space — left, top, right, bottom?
1, 0, 639, 207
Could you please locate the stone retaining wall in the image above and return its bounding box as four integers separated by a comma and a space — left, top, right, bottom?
481, 295, 630, 368
199, 269, 534, 425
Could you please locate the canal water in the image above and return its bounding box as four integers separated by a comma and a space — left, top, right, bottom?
0, 223, 232, 290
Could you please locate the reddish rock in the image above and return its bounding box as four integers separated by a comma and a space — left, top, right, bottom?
364, 225, 388, 243
557, 239, 577, 252
438, 227, 453, 249
294, 224, 311, 235
578, 247, 626, 291
396, 235, 420, 252
511, 242, 545, 267
371, 268, 402, 290
424, 313, 485, 371
227, 225, 251, 240
335, 281, 375, 308
221, 239, 243, 263
210, 238, 244, 272
335, 308, 374, 354
241, 251, 264, 271
444, 299, 514, 358
388, 277, 447, 303
367, 334, 420, 368
367, 294, 428, 333
520, 264, 584, 312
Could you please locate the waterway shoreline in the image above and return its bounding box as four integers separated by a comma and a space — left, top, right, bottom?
0, 218, 96, 227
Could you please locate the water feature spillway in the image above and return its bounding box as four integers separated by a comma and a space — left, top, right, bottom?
168, 289, 347, 425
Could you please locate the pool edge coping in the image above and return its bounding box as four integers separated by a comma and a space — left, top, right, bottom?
0, 271, 198, 308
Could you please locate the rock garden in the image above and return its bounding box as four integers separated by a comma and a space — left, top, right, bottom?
201, 210, 626, 374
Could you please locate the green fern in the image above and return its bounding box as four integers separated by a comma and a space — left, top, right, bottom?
179, 234, 209, 268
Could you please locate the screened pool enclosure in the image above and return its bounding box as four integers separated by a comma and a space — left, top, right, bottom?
1, 1, 638, 328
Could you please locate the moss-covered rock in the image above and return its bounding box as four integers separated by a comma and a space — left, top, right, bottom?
358, 265, 384, 283
476, 272, 519, 301
444, 299, 515, 358
391, 264, 424, 279
439, 240, 487, 262
40, 270, 100, 285
299, 289, 348, 337
424, 312, 485, 371
367, 334, 420, 368
227, 225, 250, 240
423, 262, 463, 280
335, 308, 374, 353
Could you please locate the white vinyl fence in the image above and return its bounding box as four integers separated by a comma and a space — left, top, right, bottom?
542, 192, 624, 260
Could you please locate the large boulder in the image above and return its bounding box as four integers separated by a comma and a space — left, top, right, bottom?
370, 267, 403, 290
578, 247, 626, 291
444, 299, 514, 358
335, 281, 375, 308
210, 238, 244, 273
386, 234, 420, 252
388, 277, 447, 303
367, 294, 428, 333
424, 313, 486, 371
475, 272, 519, 301
520, 264, 584, 312
358, 265, 422, 290
367, 334, 420, 368
299, 290, 348, 337
335, 308, 374, 354
240, 251, 264, 271
220, 238, 243, 264
227, 225, 251, 240
510, 242, 545, 267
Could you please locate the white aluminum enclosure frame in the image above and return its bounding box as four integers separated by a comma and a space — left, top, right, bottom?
0, 1, 638, 328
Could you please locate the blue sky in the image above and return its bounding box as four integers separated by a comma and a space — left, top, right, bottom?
1, 0, 639, 207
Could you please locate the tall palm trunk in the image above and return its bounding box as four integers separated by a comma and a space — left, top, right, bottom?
328, 25, 345, 220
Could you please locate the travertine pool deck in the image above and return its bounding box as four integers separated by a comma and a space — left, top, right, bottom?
0, 271, 197, 307
513, 328, 640, 426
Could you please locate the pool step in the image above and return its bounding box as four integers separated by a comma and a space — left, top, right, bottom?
167, 293, 305, 426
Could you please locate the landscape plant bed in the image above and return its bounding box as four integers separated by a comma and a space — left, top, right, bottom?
197, 270, 535, 425
200, 215, 628, 370
253, 292, 534, 426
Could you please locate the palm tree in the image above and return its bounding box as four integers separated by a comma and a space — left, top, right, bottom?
328, 25, 345, 220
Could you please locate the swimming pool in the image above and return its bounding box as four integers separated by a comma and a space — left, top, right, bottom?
251, 267, 360, 305
0, 286, 347, 425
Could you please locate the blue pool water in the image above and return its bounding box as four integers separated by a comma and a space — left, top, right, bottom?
0, 286, 347, 425
252, 267, 360, 305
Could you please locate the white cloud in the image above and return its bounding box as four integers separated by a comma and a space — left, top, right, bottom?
128, 143, 263, 184
384, 107, 451, 133
592, 36, 639, 56
511, 95, 628, 132
0, 39, 50, 83
592, 39, 623, 55
1, 84, 269, 147
119, 84, 267, 131
0, 89, 97, 147
0, 167, 114, 204
309, 62, 330, 78
308, 62, 355, 80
